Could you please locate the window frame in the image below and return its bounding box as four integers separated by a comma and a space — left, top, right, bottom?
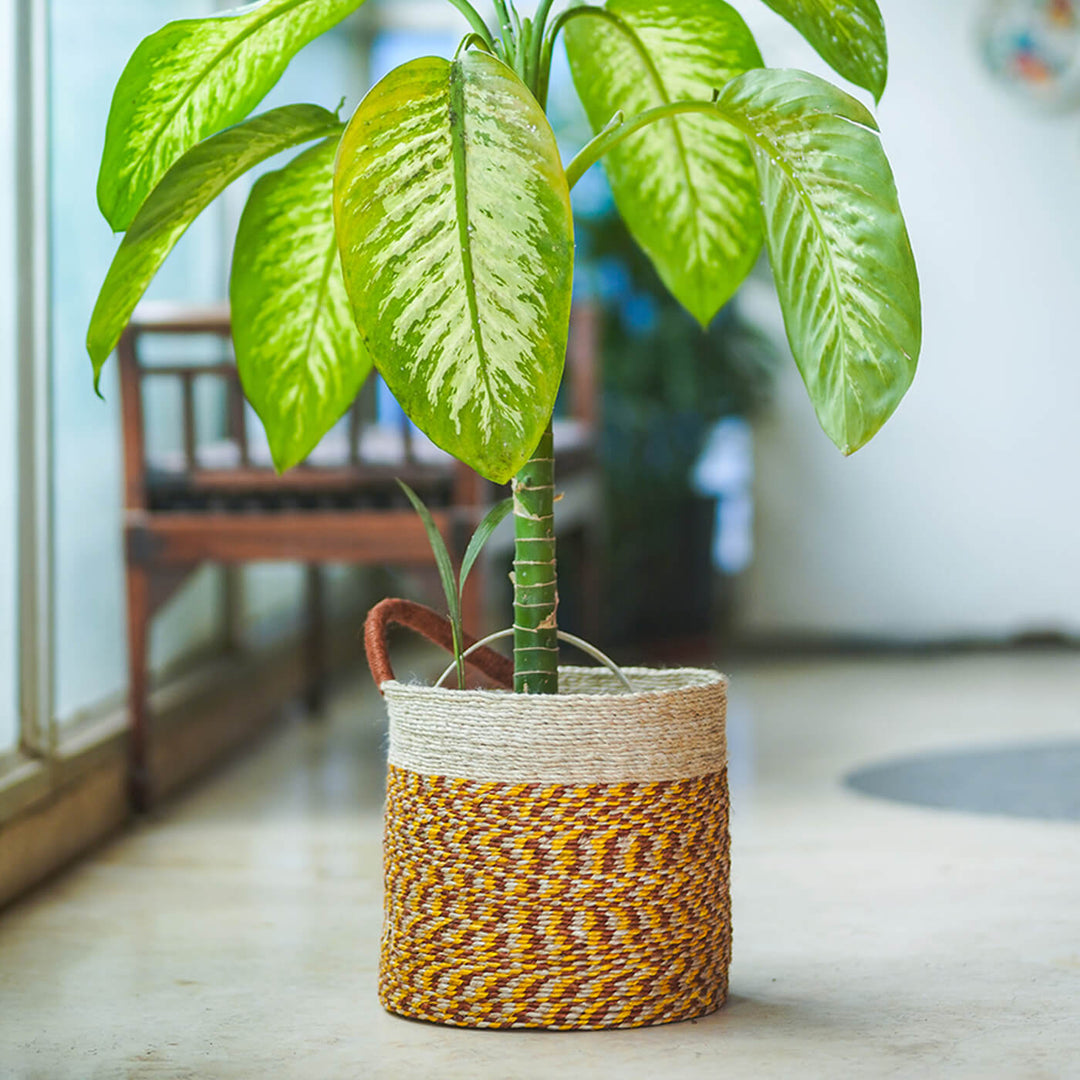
1, 0, 55, 812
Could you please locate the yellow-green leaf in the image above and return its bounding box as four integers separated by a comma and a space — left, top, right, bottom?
761, 0, 888, 102
717, 69, 920, 452
87, 104, 342, 386
333, 53, 573, 485
231, 135, 371, 472
565, 0, 763, 326
97, 0, 365, 231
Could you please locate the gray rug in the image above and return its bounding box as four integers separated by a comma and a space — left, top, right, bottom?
844, 740, 1080, 821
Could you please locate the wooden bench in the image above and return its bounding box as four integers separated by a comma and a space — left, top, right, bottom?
117, 300, 601, 809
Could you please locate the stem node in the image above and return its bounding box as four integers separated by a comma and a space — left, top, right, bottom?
512, 424, 558, 693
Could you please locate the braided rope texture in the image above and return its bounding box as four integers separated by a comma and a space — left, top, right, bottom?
380, 765, 731, 1029
384, 666, 728, 784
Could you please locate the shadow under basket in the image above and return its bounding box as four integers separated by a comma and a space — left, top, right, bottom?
366, 600, 731, 1031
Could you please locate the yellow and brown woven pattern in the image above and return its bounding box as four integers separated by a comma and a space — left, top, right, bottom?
380, 765, 731, 1030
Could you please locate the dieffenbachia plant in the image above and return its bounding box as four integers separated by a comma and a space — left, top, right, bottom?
88, 0, 920, 695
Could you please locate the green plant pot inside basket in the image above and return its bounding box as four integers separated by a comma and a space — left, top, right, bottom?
87, 0, 921, 1031
367, 599, 729, 1029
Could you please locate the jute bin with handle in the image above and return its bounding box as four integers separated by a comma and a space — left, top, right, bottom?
365, 598, 731, 1030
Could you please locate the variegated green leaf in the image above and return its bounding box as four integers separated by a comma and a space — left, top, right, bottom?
231, 135, 371, 472
97, 0, 365, 231
333, 52, 573, 485
717, 69, 919, 452
564, 0, 763, 326
87, 104, 341, 386
760, 0, 888, 102
396, 480, 460, 629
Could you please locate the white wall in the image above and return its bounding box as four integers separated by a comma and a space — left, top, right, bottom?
736, 0, 1080, 641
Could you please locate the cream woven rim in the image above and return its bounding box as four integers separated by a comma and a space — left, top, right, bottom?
383, 666, 727, 784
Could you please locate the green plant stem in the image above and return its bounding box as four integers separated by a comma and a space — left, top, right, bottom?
537, 5, 639, 107
517, 16, 534, 83
529, 0, 560, 95
444, 0, 495, 48
451, 619, 466, 689
565, 99, 744, 189
512, 424, 558, 693
533, 0, 559, 35
509, 1, 559, 695
491, 0, 513, 38
489, 0, 515, 63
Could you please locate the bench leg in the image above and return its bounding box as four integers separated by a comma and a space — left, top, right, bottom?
305, 563, 326, 717
221, 565, 243, 654
125, 563, 152, 812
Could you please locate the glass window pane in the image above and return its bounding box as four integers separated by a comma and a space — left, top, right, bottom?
0, 0, 17, 752
49, 1, 224, 721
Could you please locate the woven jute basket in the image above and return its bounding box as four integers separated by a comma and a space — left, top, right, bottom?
365, 599, 731, 1031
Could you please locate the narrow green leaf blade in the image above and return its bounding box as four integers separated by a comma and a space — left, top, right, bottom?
459, 496, 513, 597
334, 52, 574, 485
87, 104, 342, 386
230, 135, 370, 472
397, 480, 460, 626
717, 69, 920, 452
760, 0, 888, 102
564, 0, 763, 326
97, 0, 365, 230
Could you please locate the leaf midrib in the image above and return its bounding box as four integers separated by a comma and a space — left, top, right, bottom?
745, 124, 852, 441
581, 9, 702, 237
298, 224, 340, 402
447, 60, 494, 413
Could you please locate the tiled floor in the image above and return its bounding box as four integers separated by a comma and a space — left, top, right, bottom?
2, 651, 1079, 1078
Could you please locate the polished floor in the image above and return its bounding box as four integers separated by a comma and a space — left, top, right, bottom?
2, 651, 1079, 1079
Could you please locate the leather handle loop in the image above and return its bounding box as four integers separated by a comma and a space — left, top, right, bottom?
364, 597, 514, 693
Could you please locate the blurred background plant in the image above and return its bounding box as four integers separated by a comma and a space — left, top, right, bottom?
581, 212, 779, 648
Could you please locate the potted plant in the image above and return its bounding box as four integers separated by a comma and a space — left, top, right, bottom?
88, 0, 920, 1031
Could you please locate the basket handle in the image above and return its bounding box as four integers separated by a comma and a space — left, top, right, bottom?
364, 597, 514, 693
434, 628, 635, 693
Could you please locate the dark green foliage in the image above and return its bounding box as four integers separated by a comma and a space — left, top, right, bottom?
585, 215, 777, 643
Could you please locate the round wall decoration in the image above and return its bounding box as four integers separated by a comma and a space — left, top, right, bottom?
980, 0, 1080, 109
